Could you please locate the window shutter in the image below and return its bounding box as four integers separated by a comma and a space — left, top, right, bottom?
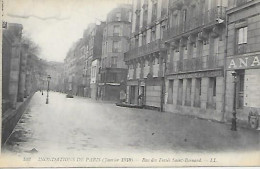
243, 27, 248, 44
238, 28, 243, 45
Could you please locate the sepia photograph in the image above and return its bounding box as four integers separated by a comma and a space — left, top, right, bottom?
1, 0, 260, 167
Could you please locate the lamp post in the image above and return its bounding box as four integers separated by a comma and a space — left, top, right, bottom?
42, 78, 44, 95
46, 75, 51, 104
231, 71, 237, 131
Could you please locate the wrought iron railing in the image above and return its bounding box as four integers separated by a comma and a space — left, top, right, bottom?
163, 6, 226, 41
124, 39, 165, 61
167, 55, 222, 74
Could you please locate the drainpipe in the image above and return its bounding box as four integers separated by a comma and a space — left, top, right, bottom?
222, 8, 228, 122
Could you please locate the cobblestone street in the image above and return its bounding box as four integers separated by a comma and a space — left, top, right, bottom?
3, 92, 259, 155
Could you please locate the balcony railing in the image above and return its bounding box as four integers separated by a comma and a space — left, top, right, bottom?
167, 55, 222, 74
236, 0, 249, 6
163, 6, 226, 41
124, 39, 165, 61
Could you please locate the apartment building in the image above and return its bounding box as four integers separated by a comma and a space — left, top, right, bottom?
163, 0, 228, 121
88, 22, 106, 99
124, 0, 168, 110
225, 0, 260, 127
99, 4, 132, 101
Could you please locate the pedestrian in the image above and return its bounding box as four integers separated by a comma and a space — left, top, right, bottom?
120, 90, 126, 103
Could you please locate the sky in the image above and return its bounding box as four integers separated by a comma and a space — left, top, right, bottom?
4, 0, 131, 62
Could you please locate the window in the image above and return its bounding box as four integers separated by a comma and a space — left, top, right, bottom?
136, 13, 140, 31
177, 79, 183, 105
151, 29, 156, 42
167, 80, 174, 104
128, 11, 132, 22
161, 25, 166, 39
113, 41, 120, 52
182, 9, 187, 23
152, 3, 157, 21
194, 78, 201, 107
237, 70, 245, 109
175, 13, 180, 27
142, 33, 146, 45
185, 78, 192, 106
143, 9, 148, 26
115, 12, 121, 21
212, 77, 216, 97
236, 26, 247, 54
135, 37, 139, 47
238, 27, 247, 44
207, 77, 216, 109
111, 56, 117, 68
113, 25, 120, 36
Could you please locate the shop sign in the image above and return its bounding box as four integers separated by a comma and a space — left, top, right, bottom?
168, 70, 223, 79
227, 55, 260, 70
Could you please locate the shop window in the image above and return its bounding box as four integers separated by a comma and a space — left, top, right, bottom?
185, 78, 192, 106
194, 78, 201, 107
237, 70, 245, 109
207, 77, 216, 109
167, 80, 174, 104
177, 79, 183, 105
236, 26, 247, 54
212, 77, 216, 96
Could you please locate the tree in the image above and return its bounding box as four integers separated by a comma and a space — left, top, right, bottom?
21, 36, 41, 56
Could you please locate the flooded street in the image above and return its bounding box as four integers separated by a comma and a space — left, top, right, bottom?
3, 92, 260, 156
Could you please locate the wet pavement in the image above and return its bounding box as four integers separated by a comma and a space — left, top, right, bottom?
3, 91, 260, 155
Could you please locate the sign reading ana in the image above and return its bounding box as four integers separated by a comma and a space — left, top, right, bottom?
227, 55, 260, 70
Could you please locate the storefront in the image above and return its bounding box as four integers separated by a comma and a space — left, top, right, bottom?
226, 53, 260, 128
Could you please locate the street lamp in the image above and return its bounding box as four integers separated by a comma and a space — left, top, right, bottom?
231, 71, 237, 131
46, 75, 51, 104
42, 78, 44, 95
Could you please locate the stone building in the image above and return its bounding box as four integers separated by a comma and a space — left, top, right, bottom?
225, 0, 260, 127
124, 0, 168, 110
163, 0, 227, 121
99, 4, 132, 101
2, 23, 24, 111
2, 23, 42, 111
64, 44, 78, 95
45, 61, 64, 92
88, 22, 106, 100
2, 23, 45, 143
83, 24, 96, 97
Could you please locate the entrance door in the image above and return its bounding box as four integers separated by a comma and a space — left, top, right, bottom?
130, 86, 136, 104
237, 70, 245, 109
140, 86, 145, 106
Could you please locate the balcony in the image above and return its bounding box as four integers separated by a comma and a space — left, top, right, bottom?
163, 6, 226, 41
124, 39, 165, 61
236, 0, 249, 6
167, 55, 222, 74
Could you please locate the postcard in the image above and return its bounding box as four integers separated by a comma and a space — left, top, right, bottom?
1, 0, 259, 167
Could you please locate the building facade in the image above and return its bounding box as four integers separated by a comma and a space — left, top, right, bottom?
88, 22, 105, 100
124, 0, 168, 110
163, 0, 227, 121
99, 4, 132, 101
225, 0, 260, 127
2, 23, 44, 112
